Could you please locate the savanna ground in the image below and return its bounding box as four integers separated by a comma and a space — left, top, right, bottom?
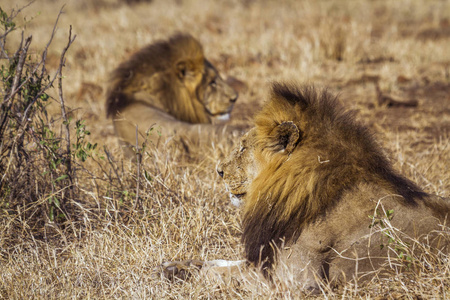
1, 0, 449, 298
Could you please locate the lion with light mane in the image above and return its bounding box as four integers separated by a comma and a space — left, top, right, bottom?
106, 33, 238, 153
158, 83, 449, 292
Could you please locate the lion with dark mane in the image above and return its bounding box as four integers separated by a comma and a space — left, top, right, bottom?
158, 83, 449, 292
106, 33, 238, 152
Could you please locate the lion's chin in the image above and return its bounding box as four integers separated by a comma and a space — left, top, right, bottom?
211, 113, 230, 123
229, 193, 245, 207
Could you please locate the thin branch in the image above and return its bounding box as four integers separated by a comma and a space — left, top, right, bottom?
0, 35, 32, 139
2, 36, 32, 105
21, 67, 59, 122
133, 125, 141, 211
22, 5, 67, 121
40, 4, 66, 78
103, 146, 125, 192
57, 24, 76, 203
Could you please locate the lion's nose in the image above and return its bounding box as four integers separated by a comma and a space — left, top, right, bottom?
217, 166, 224, 178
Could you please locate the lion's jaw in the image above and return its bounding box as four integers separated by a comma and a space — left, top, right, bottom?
229, 191, 244, 207
201, 64, 237, 121
222, 181, 248, 207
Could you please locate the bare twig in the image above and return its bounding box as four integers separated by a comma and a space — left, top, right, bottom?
103, 146, 125, 192
22, 5, 69, 122
0, 31, 29, 136
57, 24, 77, 204
2, 36, 32, 105
133, 125, 141, 211
40, 4, 66, 79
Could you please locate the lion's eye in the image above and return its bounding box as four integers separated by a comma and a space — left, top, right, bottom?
239, 146, 246, 153
209, 79, 217, 87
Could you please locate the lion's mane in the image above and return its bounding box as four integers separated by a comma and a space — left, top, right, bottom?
242, 83, 427, 274
106, 34, 209, 123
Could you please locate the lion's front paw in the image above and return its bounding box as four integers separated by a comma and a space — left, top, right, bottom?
154, 259, 204, 281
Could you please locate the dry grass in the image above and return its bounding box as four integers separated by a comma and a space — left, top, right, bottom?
1, 0, 449, 298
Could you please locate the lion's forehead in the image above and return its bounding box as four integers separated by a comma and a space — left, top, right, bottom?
222, 128, 258, 182
203, 65, 218, 81
241, 128, 257, 144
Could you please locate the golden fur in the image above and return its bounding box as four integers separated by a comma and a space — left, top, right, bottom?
106, 33, 238, 151
159, 83, 449, 291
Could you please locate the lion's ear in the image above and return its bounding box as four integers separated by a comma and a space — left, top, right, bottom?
271, 121, 300, 154
176, 61, 188, 79
176, 60, 198, 80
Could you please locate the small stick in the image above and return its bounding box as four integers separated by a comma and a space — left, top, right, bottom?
57, 25, 76, 205
133, 125, 141, 211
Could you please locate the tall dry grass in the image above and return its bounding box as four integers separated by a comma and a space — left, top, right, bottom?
0, 0, 449, 298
